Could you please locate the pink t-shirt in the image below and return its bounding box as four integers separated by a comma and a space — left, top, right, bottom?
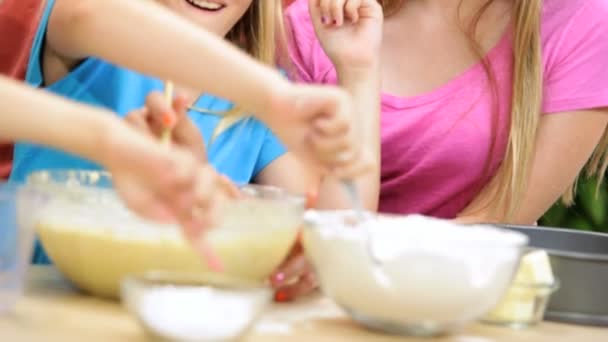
285, 0, 608, 218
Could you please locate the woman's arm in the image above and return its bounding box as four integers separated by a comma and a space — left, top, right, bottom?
457, 109, 608, 225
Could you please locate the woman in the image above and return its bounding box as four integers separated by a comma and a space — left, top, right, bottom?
274, 0, 608, 299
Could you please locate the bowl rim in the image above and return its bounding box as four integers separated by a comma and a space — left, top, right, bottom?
121, 270, 271, 292
499, 225, 608, 262
26, 169, 112, 182
25, 169, 306, 204
303, 209, 529, 248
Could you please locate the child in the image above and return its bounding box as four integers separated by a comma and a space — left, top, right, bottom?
13, 0, 376, 264
9, 0, 364, 179
289, 0, 608, 222
0, 75, 234, 246
276, 0, 608, 299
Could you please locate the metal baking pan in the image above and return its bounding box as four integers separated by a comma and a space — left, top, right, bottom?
497, 225, 608, 327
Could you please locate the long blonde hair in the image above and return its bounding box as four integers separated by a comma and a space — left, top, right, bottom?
380, 0, 608, 221
190, 0, 287, 139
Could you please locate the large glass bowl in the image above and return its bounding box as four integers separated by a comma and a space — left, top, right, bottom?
302, 211, 529, 337
27, 170, 304, 299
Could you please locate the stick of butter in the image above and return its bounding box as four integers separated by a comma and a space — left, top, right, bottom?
514, 250, 554, 285
484, 250, 554, 324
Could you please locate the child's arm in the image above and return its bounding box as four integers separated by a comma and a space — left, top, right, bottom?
45, 0, 367, 180
270, 0, 383, 211
0, 76, 232, 238
0, 76, 122, 162
49, 0, 285, 119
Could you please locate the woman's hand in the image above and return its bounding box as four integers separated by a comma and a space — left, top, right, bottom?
125, 91, 207, 161
308, 0, 384, 71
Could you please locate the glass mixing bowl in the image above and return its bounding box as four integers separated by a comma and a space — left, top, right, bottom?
27, 170, 304, 299
302, 211, 529, 337
122, 271, 272, 341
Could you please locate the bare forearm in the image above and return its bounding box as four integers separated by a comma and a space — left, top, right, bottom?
317, 66, 382, 210
49, 0, 288, 120
0, 77, 119, 166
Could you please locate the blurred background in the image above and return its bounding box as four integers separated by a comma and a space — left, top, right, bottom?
540, 176, 608, 233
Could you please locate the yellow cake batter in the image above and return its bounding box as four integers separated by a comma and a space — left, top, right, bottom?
37, 199, 301, 299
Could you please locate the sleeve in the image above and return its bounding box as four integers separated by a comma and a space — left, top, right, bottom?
252, 127, 288, 177
284, 0, 334, 84
541, 0, 608, 114
24, 0, 55, 87
0, 0, 47, 80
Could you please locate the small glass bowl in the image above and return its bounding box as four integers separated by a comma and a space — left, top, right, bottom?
121, 271, 272, 341
481, 280, 560, 329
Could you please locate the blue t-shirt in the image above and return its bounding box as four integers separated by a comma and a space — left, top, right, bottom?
13, 0, 287, 264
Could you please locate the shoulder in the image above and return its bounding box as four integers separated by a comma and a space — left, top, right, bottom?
541, 0, 608, 64
541, 0, 608, 37
540, 0, 608, 113
541, 0, 607, 20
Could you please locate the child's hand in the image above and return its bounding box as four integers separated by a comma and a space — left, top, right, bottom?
308, 0, 383, 71
102, 124, 238, 243
268, 84, 374, 179
270, 242, 318, 302
125, 91, 207, 162
270, 190, 319, 302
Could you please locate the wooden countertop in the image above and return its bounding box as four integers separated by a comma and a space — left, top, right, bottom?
1, 266, 607, 341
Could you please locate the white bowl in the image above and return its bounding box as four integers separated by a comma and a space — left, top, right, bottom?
302, 211, 528, 336
122, 271, 272, 341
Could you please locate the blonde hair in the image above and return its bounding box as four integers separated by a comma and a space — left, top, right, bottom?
190, 0, 287, 140
380, 0, 607, 221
